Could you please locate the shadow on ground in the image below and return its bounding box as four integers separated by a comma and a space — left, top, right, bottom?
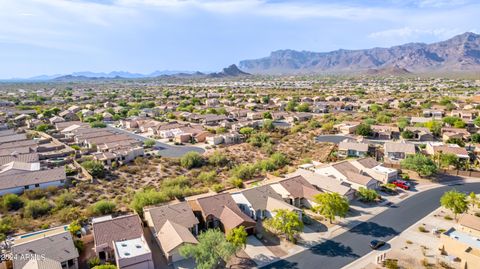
349, 222, 399, 237
310, 239, 360, 258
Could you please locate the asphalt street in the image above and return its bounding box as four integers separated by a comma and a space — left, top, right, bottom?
262, 182, 480, 269
106, 126, 205, 158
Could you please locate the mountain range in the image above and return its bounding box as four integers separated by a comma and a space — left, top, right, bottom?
239, 32, 480, 75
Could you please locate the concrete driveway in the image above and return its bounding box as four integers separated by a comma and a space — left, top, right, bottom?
244, 236, 279, 267
106, 126, 205, 158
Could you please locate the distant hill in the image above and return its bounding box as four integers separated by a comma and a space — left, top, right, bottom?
239, 32, 480, 75
208, 64, 251, 78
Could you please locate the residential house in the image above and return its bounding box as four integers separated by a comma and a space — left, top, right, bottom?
143, 202, 199, 264
441, 127, 471, 142
451, 110, 478, 122
334, 121, 361, 135
287, 169, 355, 200
271, 175, 321, 208
404, 127, 435, 141
12, 227, 79, 269
92, 214, 145, 262
232, 185, 301, 221
384, 142, 416, 162
351, 158, 398, 184
188, 193, 256, 234
440, 227, 480, 269
113, 236, 154, 269
371, 125, 400, 140
314, 161, 379, 190
0, 162, 66, 195
425, 142, 470, 161
338, 140, 369, 158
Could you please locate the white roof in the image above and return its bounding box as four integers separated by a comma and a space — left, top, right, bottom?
114, 236, 151, 259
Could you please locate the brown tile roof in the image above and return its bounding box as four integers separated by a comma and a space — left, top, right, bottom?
279, 175, 320, 200
355, 157, 380, 169
144, 202, 198, 231
195, 193, 254, 228
157, 220, 198, 254
92, 214, 144, 251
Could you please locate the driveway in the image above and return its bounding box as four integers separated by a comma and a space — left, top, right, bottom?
244, 236, 279, 267
262, 182, 480, 269
106, 126, 205, 158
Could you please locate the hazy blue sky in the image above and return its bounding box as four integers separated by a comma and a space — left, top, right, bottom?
1, 0, 479, 78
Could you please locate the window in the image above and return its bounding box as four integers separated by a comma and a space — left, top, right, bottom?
24, 185, 29, 190
35, 184, 40, 188
60, 180, 65, 183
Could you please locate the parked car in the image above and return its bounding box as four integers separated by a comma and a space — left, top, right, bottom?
369, 239, 386, 249
392, 180, 411, 190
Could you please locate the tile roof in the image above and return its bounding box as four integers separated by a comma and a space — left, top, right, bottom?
0, 153, 39, 166
12, 231, 78, 269
240, 185, 283, 211
195, 193, 255, 228
0, 167, 65, 190
279, 175, 320, 200
384, 142, 416, 154
338, 141, 369, 152
157, 220, 198, 254
144, 202, 198, 231
92, 214, 144, 251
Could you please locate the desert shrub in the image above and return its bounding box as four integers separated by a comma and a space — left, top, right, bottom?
2, 194, 24, 211
180, 152, 204, 169
55, 191, 76, 209
229, 178, 244, 188
24, 189, 47, 200
198, 171, 217, 184
208, 151, 228, 166
211, 184, 224, 193
231, 164, 257, 181
24, 199, 53, 218
130, 189, 169, 213
81, 160, 105, 178
89, 200, 116, 216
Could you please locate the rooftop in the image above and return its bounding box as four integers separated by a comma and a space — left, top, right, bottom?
114, 236, 151, 259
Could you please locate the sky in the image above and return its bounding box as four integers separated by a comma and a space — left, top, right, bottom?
0, 0, 479, 78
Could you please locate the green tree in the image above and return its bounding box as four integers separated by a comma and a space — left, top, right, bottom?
472, 133, 480, 143
180, 152, 204, 169
401, 130, 414, 139
2, 193, 23, 211
469, 192, 478, 209
297, 103, 310, 112
239, 127, 255, 138
82, 160, 105, 178
270, 152, 289, 167
446, 137, 465, 147
264, 209, 303, 242
424, 121, 442, 136
180, 229, 237, 269
439, 153, 460, 169
443, 116, 461, 126
400, 154, 438, 177
68, 220, 82, 236
55, 191, 76, 209
355, 123, 373, 137
357, 187, 378, 203
92, 265, 116, 269
90, 121, 106, 128
286, 100, 298, 112
313, 192, 349, 223
143, 139, 156, 148
263, 111, 272, 119
226, 226, 248, 249
36, 124, 53, 132
231, 164, 257, 181
474, 116, 480, 127
440, 190, 468, 221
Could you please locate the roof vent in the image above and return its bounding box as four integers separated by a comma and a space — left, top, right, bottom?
121, 243, 127, 247
124, 252, 130, 256
135, 244, 142, 249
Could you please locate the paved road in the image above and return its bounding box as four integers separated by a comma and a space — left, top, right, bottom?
262, 182, 480, 269
106, 126, 205, 158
